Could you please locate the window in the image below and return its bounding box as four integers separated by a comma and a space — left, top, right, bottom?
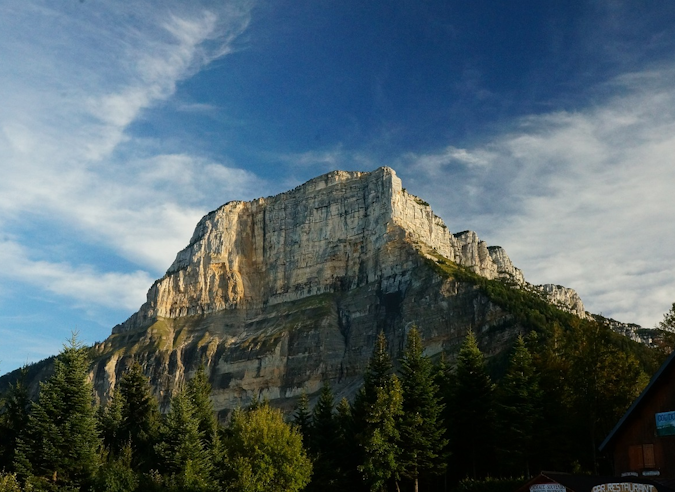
628, 444, 656, 470
643, 444, 656, 468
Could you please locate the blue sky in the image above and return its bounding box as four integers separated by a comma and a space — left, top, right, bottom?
1, 0, 675, 373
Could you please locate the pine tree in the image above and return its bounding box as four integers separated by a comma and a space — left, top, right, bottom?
335, 397, 361, 490
186, 365, 219, 451
14, 334, 101, 489
359, 374, 403, 492
293, 391, 312, 442
448, 331, 495, 480
496, 335, 542, 477
309, 382, 341, 490
98, 390, 124, 454
156, 390, 215, 491
118, 362, 162, 472
564, 320, 647, 473
0, 369, 30, 472
398, 327, 447, 492
355, 331, 403, 492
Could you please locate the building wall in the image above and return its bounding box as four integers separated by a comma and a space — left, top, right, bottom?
613, 368, 675, 479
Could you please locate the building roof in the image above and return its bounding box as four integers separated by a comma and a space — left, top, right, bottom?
599, 350, 675, 452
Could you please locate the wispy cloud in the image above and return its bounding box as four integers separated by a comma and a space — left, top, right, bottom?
0, 240, 153, 311
0, 1, 259, 308
402, 67, 675, 327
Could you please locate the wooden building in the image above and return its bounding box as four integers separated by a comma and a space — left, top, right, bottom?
600, 351, 675, 481
518, 472, 674, 492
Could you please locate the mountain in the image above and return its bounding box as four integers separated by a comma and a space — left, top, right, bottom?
0, 167, 648, 413
87, 167, 594, 410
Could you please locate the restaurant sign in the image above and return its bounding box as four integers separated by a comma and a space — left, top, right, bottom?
655, 411, 675, 437
591, 484, 655, 492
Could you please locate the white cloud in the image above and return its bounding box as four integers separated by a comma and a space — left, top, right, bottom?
402, 68, 675, 327
0, 1, 259, 284
0, 240, 153, 311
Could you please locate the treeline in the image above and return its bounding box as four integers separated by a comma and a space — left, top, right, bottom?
0, 318, 654, 492
0, 336, 311, 492
289, 320, 650, 492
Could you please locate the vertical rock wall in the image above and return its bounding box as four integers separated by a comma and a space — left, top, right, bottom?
114, 167, 522, 334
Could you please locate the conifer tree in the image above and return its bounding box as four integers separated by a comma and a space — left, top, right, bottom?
359, 374, 403, 492
309, 382, 341, 490
186, 365, 219, 451
355, 331, 403, 492
292, 391, 312, 441
448, 331, 495, 480
399, 327, 447, 492
496, 335, 542, 477
335, 396, 361, 490
156, 390, 215, 491
0, 369, 30, 472
311, 382, 338, 453
98, 390, 124, 455
564, 320, 646, 473
14, 334, 101, 489
118, 362, 162, 472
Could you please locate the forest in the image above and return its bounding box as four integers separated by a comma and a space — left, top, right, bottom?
0, 301, 674, 492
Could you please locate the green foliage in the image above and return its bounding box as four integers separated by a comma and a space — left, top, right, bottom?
447, 331, 496, 480
398, 326, 447, 488
185, 365, 218, 450
495, 335, 542, 477
98, 391, 124, 454
94, 444, 139, 492
658, 302, 675, 331
0, 472, 22, 492
219, 404, 312, 492
14, 334, 101, 489
117, 363, 162, 472
355, 331, 403, 492
155, 391, 215, 491
307, 382, 345, 491
292, 391, 312, 441
562, 320, 647, 472
0, 369, 30, 472
358, 375, 403, 492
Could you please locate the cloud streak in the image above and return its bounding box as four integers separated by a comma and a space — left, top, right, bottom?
0, 1, 260, 277
0, 1, 262, 369
403, 67, 675, 327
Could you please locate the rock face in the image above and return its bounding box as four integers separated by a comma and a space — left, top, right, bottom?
115, 168, 522, 333
529, 284, 587, 319
89, 167, 586, 413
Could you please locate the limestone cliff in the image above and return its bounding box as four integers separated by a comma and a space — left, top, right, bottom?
88, 167, 587, 412
114, 168, 522, 333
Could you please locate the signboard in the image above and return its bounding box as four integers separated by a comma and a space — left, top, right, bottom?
531, 484, 566, 492
655, 411, 675, 437
591, 484, 656, 492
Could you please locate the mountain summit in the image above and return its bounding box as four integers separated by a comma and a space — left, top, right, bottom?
84, 167, 591, 412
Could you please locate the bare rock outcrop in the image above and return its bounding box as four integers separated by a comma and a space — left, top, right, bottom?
114, 167, 522, 334
88, 167, 581, 412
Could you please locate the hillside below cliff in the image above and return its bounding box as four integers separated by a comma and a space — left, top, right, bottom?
0, 167, 653, 413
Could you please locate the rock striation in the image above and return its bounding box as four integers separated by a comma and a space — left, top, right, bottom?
88, 167, 590, 413
115, 168, 523, 333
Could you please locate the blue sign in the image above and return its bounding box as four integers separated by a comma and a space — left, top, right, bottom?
655, 411, 675, 436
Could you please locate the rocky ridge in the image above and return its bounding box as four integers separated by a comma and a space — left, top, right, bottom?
84, 167, 601, 413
